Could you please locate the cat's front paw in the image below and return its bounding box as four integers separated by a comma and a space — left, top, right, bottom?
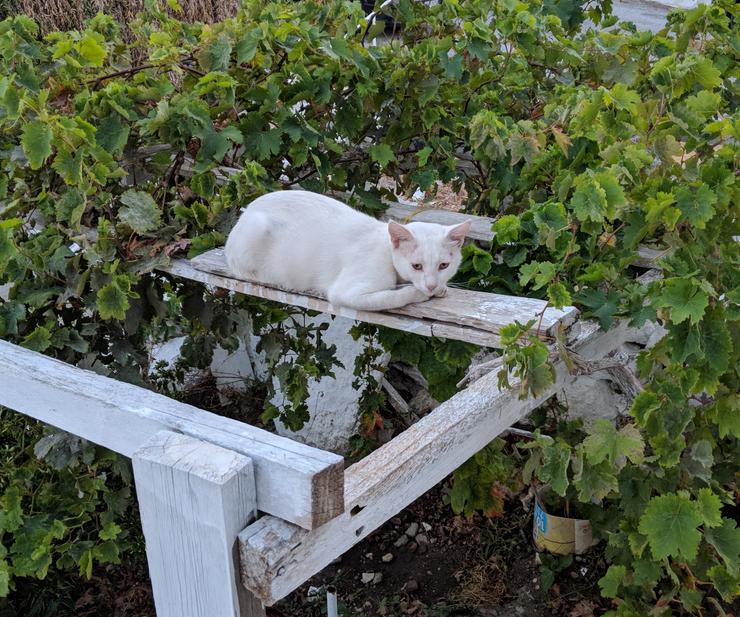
434, 286, 448, 298
409, 288, 433, 304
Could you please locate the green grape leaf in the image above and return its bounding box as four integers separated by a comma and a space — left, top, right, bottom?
705, 518, 740, 575
547, 282, 572, 309
632, 558, 662, 587
696, 488, 722, 528
369, 144, 395, 168
571, 178, 608, 223
583, 419, 644, 470
598, 564, 627, 598
96, 280, 130, 321
96, 114, 130, 154
99, 522, 122, 541
594, 169, 626, 213
682, 439, 713, 483
538, 442, 571, 496
607, 83, 640, 113
691, 56, 722, 89
675, 184, 717, 229
519, 261, 556, 290
638, 493, 702, 561
698, 316, 732, 381
78, 33, 106, 66
21, 120, 53, 170
0, 561, 8, 596
492, 214, 520, 243
654, 134, 683, 164
679, 587, 704, 611
654, 279, 708, 325
708, 395, 740, 439
573, 455, 618, 502
472, 252, 493, 275
575, 288, 620, 330
0, 486, 24, 533
22, 326, 52, 352
118, 190, 162, 234
236, 27, 262, 63
707, 565, 739, 602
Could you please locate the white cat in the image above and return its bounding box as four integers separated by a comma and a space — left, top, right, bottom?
224, 190, 471, 311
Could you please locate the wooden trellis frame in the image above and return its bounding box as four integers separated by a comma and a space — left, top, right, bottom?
0, 204, 655, 616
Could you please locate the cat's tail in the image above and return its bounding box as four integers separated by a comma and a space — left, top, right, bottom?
224, 208, 271, 279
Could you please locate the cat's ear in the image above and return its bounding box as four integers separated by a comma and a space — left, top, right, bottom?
388, 221, 415, 248
446, 221, 471, 247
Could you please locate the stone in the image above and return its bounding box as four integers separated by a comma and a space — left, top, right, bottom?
417, 542, 428, 555
361, 572, 375, 584
372, 572, 383, 585
560, 373, 629, 421
405, 579, 419, 592
391, 517, 402, 526
409, 389, 438, 416
407, 541, 418, 553
394, 535, 409, 548
381, 553, 394, 563
421, 522, 432, 532
415, 534, 429, 544
274, 315, 389, 453
405, 522, 419, 537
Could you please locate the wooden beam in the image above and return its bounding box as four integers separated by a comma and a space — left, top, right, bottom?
383, 201, 666, 269
133, 431, 266, 617
0, 340, 343, 529
238, 321, 624, 605
382, 200, 495, 242
161, 249, 579, 349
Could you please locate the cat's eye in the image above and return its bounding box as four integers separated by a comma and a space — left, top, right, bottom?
412, 263, 423, 271
438, 263, 449, 270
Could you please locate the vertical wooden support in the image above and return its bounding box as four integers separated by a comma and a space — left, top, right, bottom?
133, 431, 266, 617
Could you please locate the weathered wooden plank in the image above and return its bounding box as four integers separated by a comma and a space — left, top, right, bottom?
0, 340, 343, 529
161, 249, 578, 348
162, 258, 502, 347
384, 201, 665, 269
238, 320, 627, 605
382, 200, 495, 242
133, 431, 266, 617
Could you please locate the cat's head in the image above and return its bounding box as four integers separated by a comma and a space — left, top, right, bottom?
388, 219, 471, 296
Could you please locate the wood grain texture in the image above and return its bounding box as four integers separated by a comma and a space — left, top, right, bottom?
238, 320, 630, 605
133, 431, 266, 617
161, 249, 579, 349
382, 200, 495, 242
0, 340, 344, 529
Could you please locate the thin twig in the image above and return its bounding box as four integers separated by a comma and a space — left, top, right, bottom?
88, 64, 158, 87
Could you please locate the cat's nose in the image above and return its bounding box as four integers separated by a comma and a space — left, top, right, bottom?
426, 283, 437, 292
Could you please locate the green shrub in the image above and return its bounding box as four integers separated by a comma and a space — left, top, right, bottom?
0, 0, 737, 611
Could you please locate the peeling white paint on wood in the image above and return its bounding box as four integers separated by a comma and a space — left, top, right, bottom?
133, 431, 266, 617
0, 340, 344, 529
161, 249, 578, 349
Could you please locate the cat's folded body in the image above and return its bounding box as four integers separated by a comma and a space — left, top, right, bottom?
224, 190, 470, 311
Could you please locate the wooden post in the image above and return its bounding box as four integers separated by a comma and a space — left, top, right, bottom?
133, 431, 266, 617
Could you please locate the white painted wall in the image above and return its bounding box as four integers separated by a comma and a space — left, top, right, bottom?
612, 0, 701, 31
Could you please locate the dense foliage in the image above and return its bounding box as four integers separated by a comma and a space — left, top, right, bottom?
0, 0, 737, 613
